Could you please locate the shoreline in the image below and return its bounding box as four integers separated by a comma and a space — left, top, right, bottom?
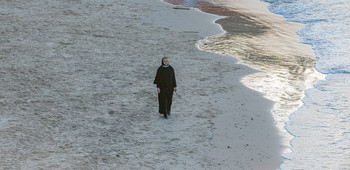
1, 0, 285, 169
157, 0, 285, 169
165, 0, 324, 158
161, 0, 323, 168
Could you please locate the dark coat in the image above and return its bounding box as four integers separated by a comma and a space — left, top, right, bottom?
154, 65, 177, 88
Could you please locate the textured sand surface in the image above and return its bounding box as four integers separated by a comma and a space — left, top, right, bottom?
1, 0, 283, 169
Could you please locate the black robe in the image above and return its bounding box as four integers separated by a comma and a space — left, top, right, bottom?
153, 65, 177, 89
154, 65, 177, 114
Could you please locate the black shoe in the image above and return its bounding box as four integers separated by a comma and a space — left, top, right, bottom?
164, 114, 168, 119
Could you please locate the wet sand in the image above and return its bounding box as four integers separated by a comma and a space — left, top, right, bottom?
1, 0, 284, 169
165, 0, 324, 159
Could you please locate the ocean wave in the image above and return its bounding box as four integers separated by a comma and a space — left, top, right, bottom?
263, 0, 350, 169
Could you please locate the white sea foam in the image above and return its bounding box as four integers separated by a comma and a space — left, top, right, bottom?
195, 0, 325, 159
264, 0, 350, 169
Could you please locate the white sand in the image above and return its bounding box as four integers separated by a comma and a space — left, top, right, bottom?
1, 0, 283, 169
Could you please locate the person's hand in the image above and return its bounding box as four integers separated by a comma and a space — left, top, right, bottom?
174, 87, 177, 92
157, 88, 161, 93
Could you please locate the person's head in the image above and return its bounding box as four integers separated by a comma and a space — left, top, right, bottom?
162, 57, 169, 66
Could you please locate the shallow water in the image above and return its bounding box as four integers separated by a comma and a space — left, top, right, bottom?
164, 0, 324, 157
164, 0, 350, 169
263, 0, 350, 169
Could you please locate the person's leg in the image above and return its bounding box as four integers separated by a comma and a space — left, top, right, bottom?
166, 89, 174, 115
158, 88, 167, 115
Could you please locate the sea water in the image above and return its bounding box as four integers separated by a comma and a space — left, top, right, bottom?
163, 0, 350, 169
263, 0, 350, 169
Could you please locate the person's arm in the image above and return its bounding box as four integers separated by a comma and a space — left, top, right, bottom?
172, 68, 177, 91
154, 68, 161, 93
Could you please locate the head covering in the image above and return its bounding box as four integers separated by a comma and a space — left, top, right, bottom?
161, 57, 169, 65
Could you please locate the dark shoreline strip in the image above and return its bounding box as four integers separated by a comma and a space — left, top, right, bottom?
164, 0, 268, 35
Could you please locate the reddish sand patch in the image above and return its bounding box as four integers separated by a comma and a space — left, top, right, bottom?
164, 0, 267, 35
163, 0, 242, 17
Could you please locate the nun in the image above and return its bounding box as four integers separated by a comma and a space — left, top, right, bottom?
154, 57, 177, 119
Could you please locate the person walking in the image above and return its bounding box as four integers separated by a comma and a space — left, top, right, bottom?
154, 57, 177, 119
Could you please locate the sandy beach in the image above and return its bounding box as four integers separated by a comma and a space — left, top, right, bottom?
0, 0, 287, 169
